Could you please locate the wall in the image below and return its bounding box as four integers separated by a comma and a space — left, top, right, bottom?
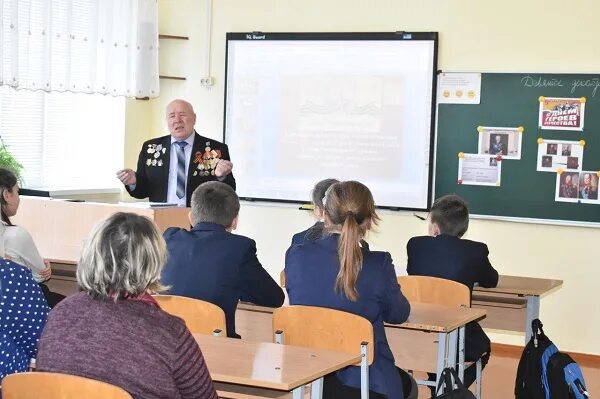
121, 0, 600, 354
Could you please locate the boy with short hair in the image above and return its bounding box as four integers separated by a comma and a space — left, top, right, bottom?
406, 194, 498, 388
161, 181, 285, 338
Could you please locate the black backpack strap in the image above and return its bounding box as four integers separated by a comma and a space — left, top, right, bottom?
448, 368, 467, 390
531, 319, 545, 347
435, 368, 453, 396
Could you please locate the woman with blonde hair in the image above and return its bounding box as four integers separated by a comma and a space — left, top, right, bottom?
285, 181, 412, 399
36, 212, 218, 399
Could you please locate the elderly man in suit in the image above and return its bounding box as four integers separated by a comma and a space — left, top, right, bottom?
160, 181, 284, 338
117, 99, 235, 207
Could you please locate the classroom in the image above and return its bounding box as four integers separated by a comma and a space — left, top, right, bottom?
0, 0, 598, 398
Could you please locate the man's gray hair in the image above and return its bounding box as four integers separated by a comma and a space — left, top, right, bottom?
77, 212, 167, 300
190, 181, 240, 227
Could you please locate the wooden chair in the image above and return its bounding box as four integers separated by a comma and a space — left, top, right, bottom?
398, 275, 483, 398
272, 305, 373, 399
2, 372, 132, 399
153, 294, 226, 336
280, 270, 286, 287
398, 275, 470, 308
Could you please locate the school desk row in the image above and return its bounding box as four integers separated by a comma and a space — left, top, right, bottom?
16, 197, 563, 344
196, 301, 484, 399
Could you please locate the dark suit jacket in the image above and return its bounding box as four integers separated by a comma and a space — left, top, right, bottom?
161, 222, 284, 338
127, 132, 236, 206
291, 222, 370, 250
286, 235, 410, 399
406, 234, 499, 359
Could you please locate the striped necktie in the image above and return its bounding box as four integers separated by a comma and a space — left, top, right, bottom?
175, 141, 188, 199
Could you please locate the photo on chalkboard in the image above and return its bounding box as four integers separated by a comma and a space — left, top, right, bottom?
556, 171, 599, 203
538, 96, 585, 131
537, 139, 584, 172
477, 126, 523, 159
457, 153, 501, 186
578, 172, 599, 201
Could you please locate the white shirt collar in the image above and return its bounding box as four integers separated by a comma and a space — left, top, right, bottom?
171, 131, 196, 147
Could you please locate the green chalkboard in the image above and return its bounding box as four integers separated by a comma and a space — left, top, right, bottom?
435, 73, 600, 224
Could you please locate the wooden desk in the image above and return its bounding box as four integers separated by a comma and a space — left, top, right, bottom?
473, 275, 563, 343
12, 196, 190, 262
384, 303, 485, 387
195, 334, 361, 399
235, 302, 485, 389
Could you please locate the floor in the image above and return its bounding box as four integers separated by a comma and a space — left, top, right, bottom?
48, 278, 598, 399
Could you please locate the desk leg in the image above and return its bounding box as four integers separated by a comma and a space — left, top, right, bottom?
436, 332, 447, 389
311, 377, 323, 399
458, 326, 465, 381
292, 386, 305, 399
447, 329, 458, 370
525, 296, 540, 344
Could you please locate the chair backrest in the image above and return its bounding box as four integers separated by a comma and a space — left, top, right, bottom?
153, 294, 226, 335
272, 305, 374, 365
280, 270, 286, 287
398, 275, 470, 308
2, 372, 132, 399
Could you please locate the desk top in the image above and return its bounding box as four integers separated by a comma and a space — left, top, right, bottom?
195, 334, 361, 391
14, 197, 190, 262
474, 275, 563, 297
237, 302, 485, 334
385, 302, 485, 332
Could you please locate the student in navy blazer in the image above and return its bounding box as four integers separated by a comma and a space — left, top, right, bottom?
161, 182, 285, 338
286, 181, 412, 399
291, 178, 371, 250
406, 194, 499, 388
291, 178, 338, 245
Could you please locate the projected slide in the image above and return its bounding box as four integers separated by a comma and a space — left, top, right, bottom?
225, 33, 437, 209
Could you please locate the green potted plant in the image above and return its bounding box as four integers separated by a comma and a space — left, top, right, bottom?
0, 138, 23, 184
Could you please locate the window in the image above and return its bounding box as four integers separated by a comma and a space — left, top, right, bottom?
0, 85, 124, 191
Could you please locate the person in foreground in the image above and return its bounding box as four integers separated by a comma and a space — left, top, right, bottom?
0, 259, 49, 395
285, 181, 412, 399
161, 181, 284, 338
406, 194, 499, 388
0, 167, 64, 307
117, 99, 235, 207
36, 212, 218, 399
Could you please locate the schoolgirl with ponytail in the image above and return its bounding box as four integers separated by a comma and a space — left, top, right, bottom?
285, 180, 413, 399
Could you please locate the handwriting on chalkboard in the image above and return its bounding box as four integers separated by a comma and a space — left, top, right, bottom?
521, 75, 600, 97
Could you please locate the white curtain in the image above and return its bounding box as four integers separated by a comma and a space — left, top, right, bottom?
0, 0, 159, 98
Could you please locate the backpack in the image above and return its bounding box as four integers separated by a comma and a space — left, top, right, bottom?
435, 367, 476, 399
545, 352, 589, 399
515, 319, 589, 399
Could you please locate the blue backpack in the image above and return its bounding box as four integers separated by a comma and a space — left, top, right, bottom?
515, 319, 589, 399
542, 347, 589, 399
